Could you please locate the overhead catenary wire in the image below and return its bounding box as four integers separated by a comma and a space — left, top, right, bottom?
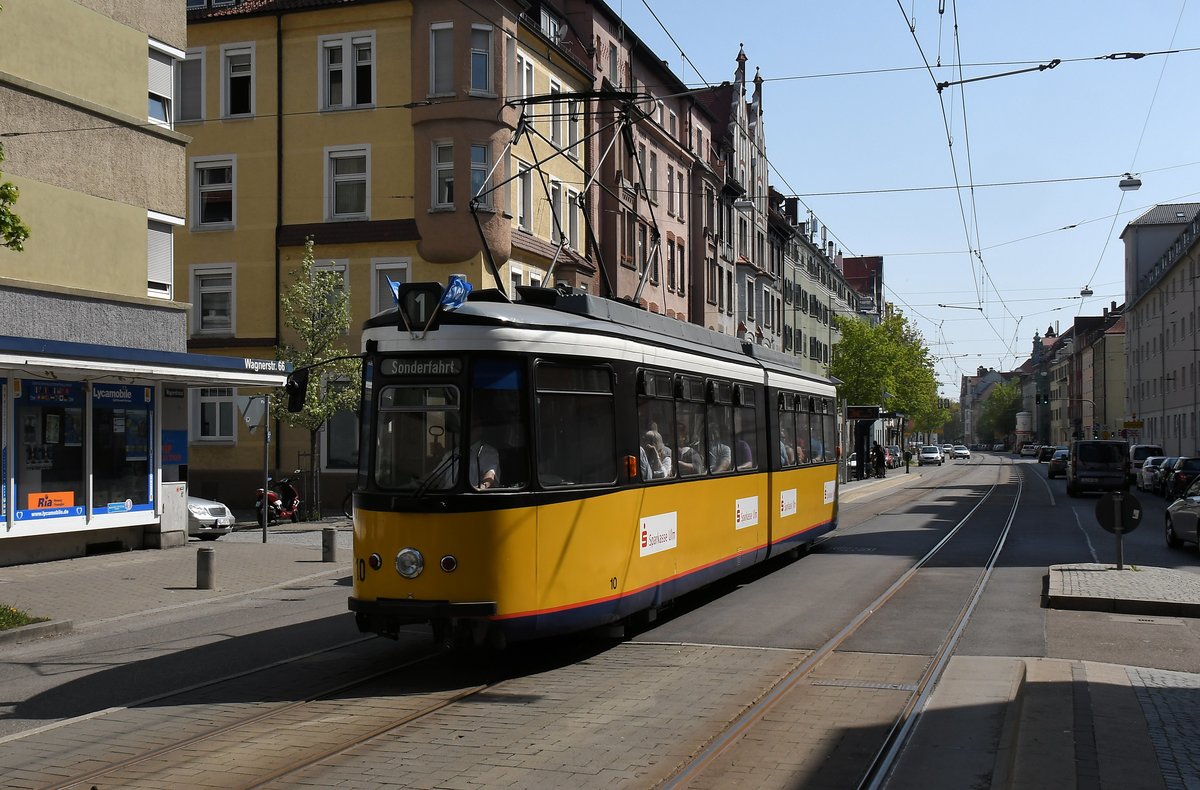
1079, 0, 1189, 309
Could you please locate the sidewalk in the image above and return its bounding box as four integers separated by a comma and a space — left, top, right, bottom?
0, 517, 352, 646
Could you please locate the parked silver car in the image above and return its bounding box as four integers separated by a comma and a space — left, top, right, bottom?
1137, 456, 1166, 492
1165, 476, 1200, 548
187, 495, 235, 540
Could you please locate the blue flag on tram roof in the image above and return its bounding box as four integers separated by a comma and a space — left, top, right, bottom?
440, 274, 473, 311
386, 275, 401, 306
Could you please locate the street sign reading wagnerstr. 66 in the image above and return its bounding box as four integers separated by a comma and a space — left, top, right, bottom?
846, 406, 881, 420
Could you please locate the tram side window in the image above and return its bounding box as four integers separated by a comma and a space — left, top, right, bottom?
734, 401, 757, 470
706, 403, 733, 474
469, 358, 528, 491
675, 401, 707, 477
778, 398, 797, 468
796, 407, 812, 465
638, 373, 676, 481
821, 409, 837, 462
374, 385, 459, 490
535, 364, 616, 487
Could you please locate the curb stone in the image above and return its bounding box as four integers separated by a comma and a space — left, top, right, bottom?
0, 618, 73, 647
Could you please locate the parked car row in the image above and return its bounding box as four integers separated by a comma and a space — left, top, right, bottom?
1136, 455, 1200, 501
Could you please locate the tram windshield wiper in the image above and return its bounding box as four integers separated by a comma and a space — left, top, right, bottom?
415, 451, 459, 498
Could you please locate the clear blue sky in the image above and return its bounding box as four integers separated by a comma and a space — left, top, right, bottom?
606, 1, 1200, 396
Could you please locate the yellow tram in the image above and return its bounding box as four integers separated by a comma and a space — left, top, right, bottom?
344, 284, 839, 647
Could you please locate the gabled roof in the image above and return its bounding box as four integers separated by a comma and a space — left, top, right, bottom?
1126, 203, 1200, 227
189, 0, 363, 19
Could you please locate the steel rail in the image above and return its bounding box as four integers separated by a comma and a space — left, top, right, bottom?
44, 645, 446, 790
659, 456, 1015, 789
861, 458, 1022, 788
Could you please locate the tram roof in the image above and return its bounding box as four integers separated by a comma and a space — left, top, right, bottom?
365, 286, 835, 390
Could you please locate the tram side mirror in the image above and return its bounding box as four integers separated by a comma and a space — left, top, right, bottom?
285, 368, 310, 413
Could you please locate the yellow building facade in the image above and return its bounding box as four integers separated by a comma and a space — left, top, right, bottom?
0, 0, 286, 564
179, 0, 589, 508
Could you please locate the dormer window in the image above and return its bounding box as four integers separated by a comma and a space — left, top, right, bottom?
540, 8, 563, 42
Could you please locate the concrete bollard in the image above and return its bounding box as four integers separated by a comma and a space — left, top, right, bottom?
322, 527, 337, 563
197, 546, 215, 589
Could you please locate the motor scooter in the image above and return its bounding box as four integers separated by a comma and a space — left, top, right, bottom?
255, 477, 302, 525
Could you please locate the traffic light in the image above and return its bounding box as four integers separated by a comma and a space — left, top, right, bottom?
285, 368, 310, 412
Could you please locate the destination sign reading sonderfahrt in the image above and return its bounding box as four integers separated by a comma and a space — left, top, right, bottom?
380, 358, 462, 377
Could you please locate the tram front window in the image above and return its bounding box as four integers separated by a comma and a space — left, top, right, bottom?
375, 385, 459, 491
467, 358, 528, 491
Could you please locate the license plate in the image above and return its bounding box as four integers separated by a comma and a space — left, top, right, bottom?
217, 516, 234, 526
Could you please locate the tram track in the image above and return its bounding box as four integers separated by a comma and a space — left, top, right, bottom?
28, 639, 493, 790
658, 454, 1022, 789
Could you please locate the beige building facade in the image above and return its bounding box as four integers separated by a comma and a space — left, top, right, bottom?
0, 0, 284, 565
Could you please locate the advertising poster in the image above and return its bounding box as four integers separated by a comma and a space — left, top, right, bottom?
14, 380, 86, 523
63, 408, 82, 446
125, 410, 147, 462
92, 385, 155, 513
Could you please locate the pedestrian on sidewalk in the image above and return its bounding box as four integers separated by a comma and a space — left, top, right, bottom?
872, 442, 887, 478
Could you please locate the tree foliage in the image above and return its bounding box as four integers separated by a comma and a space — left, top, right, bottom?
828, 311, 944, 432
271, 237, 361, 516
976, 379, 1022, 442
0, 143, 31, 252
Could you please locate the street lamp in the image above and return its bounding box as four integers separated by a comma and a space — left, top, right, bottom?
1118, 173, 1142, 191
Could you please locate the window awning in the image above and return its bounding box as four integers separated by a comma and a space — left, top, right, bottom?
0, 335, 290, 388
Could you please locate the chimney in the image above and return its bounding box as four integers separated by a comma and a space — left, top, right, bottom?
785, 197, 798, 224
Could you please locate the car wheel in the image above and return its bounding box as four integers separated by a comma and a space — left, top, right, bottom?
1067, 481, 1079, 497
1166, 516, 1184, 549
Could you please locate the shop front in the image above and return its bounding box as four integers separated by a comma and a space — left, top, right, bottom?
0, 336, 288, 565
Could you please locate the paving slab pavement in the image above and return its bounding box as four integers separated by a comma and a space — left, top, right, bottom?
1048, 562, 1200, 618
0, 519, 352, 645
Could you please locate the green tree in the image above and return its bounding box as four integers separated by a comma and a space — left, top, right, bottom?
829, 311, 943, 434
271, 237, 361, 518
978, 380, 1021, 444
0, 143, 31, 252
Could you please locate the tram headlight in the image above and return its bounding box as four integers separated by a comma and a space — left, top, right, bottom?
395, 547, 424, 579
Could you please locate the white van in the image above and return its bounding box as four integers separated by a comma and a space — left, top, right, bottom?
1129, 444, 1164, 483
